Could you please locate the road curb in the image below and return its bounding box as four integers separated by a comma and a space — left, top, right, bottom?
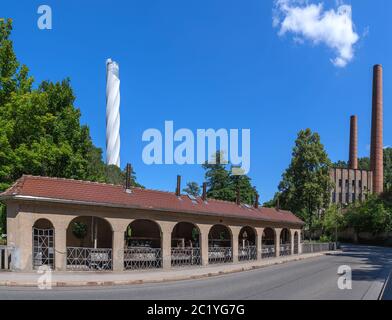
0, 251, 336, 288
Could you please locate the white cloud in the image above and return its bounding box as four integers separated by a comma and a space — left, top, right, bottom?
273, 0, 360, 67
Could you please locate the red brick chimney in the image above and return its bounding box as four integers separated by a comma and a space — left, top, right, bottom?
176, 175, 181, 197
370, 64, 384, 194
349, 115, 358, 170
202, 182, 207, 201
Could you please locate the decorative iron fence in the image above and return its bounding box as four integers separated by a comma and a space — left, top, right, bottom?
280, 244, 291, 256
302, 242, 336, 254
124, 247, 162, 270
171, 248, 201, 267
33, 228, 54, 269
261, 245, 275, 259
238, 246, 257, 261
208, 247, 232, 264
67, 247, 112, 271
0, 246, 14, 270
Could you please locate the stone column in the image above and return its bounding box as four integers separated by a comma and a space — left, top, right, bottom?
112, 230, 125, 272
230, 226, 241, 263
107, 218, 130, 272
158, 221, 176, 269
290, 229, 295, 255
275, 228, 282, 258
53, 220, 68, 271
18, 212, 34, 271
298, 229, 303, 254
197, 224, 211, 266
255, 227, 264, 260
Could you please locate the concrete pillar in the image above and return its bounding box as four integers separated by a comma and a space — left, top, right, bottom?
275, 228, 282, 257
298, 229, 303, 254
19, 213, 34, 271
197, 224, 211, 266
230, 226, 241, 263
290, 229, 295, 255
112, 230, 125, 272
158, 221, 176, 269
255, 227, 264, 260
107, 218, 131, 272
53, 221, 67, 271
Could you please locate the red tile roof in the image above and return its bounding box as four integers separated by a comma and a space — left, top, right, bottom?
0, 175, 304, 226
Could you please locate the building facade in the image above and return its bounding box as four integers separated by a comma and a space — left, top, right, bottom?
330, 65, 384, 205
0, 175, 304, 272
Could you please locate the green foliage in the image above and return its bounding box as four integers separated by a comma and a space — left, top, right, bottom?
384, 148, 392, 192
278, 129, 333, 228
344, 195, 392, 235
0, 19, 143, 232
71, 222, 88, 246
321, 204, 345, 237
183, 182, 201, 197
202, 151, 257, 205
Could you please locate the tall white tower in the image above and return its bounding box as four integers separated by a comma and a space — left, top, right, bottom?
106, 59, 121, 167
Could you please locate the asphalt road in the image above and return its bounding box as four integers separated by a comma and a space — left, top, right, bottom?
1, 244, 392, 300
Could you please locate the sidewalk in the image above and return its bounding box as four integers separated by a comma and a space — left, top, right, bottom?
0, 251, 337, 287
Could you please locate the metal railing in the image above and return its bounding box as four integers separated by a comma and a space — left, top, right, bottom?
0, 246, 14, 270
302, 242, 336, 254
280, 244, 292, 256
261, 245, 276, 259
124, 247, 162, 270
171, 248, 201, 267
208, 247, 233, 264
66, 247, 112, 271
238, 246, 257, 261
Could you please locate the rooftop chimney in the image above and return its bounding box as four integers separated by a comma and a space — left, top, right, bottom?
349, 115, 358, 170
176, 175, 181, 197
125, 163, 132, 191
254, 193, 259, 209
202, 182, 207, 201
370, 64, 384, 194
236, 185, 240, 205
276, 196, 280, 211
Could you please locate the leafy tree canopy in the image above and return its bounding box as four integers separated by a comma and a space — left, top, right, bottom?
0, 19, 142, 234
277, 129, 333, 227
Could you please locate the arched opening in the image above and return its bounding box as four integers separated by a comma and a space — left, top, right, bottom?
66, 216, 113, 271
171, 222, 201, 267
262, 228, 276, 259
208, 224, 232, 264
124, 219, 162, 270
294, 231, 299, 254
238, 226, 257, 261
280, 228, 291, 256
32, 219, 55, 269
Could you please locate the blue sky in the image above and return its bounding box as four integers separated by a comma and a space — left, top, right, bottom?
3, 0, 391, 202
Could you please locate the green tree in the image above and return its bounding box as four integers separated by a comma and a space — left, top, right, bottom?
384, 148, 392, 192
183, 182, 201, 197
0, 19, 143, 235
278, 129, 333, 231
71, 222, 88, 247
202, 151, 257, 205
202, 151, 235, 201
344, 196, 392, 240
321, 204, 345, 240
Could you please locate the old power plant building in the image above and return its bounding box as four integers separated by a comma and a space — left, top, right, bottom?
330, 65, 384, 205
